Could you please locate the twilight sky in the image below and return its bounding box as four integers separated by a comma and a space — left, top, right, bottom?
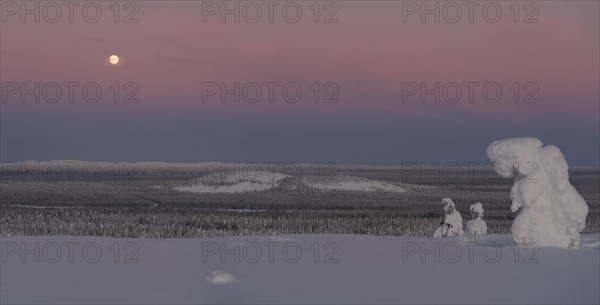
1, 1, 599, 165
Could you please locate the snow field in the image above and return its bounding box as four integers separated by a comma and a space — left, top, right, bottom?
1, 234, 598, 304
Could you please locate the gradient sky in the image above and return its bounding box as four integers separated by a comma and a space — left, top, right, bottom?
1, 1, 599, 165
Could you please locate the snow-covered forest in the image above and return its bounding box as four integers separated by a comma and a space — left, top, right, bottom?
1, 159, 599, 239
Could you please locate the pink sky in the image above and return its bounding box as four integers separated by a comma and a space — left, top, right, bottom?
1, 1, 598, 163
2, 1, 598, 124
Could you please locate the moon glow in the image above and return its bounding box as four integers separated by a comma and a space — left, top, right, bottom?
109, 55, 119, 65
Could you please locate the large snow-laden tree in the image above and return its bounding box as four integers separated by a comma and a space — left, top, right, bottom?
466, 202, 487, 235
487, 137, 589, 248
433, 198, 464, 237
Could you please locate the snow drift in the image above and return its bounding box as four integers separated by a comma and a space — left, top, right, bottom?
487, 137, 589, 248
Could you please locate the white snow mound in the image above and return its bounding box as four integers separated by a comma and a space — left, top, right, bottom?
487, 137, 589, 248
173, 171, 288, 193
206, 271, 237, 285
305, 176, 405, 193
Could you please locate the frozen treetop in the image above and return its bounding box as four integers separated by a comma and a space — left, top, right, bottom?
487, 137, 543, 177
470, 202, 484, 217
469, 202, 483, 217
442, 198, 455, 214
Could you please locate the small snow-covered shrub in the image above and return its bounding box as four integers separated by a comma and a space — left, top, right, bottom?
433, 198, 464, 237
466, 202, 487, 235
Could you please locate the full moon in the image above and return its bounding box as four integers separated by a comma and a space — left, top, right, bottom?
109, 55, 119, 65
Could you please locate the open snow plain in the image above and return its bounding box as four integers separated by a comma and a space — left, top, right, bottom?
1, 234, 599, 304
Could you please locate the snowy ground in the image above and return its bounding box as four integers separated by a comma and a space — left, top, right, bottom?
1, 234, 598, 304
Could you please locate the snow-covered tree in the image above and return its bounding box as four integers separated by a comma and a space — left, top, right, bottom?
466, 202, 487, 235
487, 137, 589, 248
433, 198, 464, 237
